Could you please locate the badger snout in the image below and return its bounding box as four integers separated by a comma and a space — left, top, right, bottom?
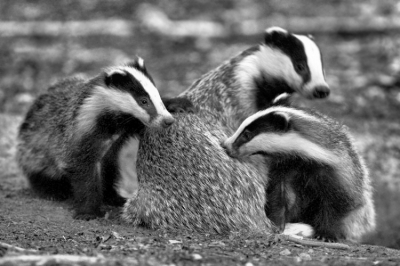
161, 116, 175, 128
312, 85, 330, 99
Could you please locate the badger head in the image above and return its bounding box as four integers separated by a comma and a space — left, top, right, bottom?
76, 57, 174, 136
101, 57, 174, 129
223, 94, 338, 166
235, 27, 329, 109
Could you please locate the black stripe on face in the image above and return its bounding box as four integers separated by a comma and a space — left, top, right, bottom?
264, 31, 311, 84
104, 70, 158, 118
233, 112, 290, 152
126, 57, 156, 85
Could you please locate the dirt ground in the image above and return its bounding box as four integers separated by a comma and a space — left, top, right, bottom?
1, 115, 400, 266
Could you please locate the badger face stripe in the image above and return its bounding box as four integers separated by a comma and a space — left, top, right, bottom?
265, 26, 288, 34
228, 106, 320, 146
264, 31, 311, 84
106, 66, 173, 126
294, 34, 328, 92
125, 57, 155, 85
237, 132, 339, 165
235, 45, 304, 110
76, 86, 149, 135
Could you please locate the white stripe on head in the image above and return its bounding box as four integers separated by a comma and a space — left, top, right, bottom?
76, 85, 149, 135
265, 26, 288, 34
235, 46, 303, 107
225, 106, 320, 148
117, 66, 173, 124
272, 92, 291, 105
137, 57, 145, 69
238, 131, 339, 165
294, 34, 328, 92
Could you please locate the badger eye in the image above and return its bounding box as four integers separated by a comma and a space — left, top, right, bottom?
242, 129, 251, 140
295, 63, 306, 72
139, 98, 149, 106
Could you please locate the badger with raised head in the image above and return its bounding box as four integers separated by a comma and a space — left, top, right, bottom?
222, 94, 376, 241
115, 26, 330, 200
17, 57, 175, 220
180, 26, 329, 132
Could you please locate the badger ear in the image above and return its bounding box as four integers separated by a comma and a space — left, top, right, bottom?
264, 26, 287, 44
271, 111, 291, 132
126, 56, 146, 71
272, 93, 292, 106
126, 56, 156, 85
104, 69, 129, 88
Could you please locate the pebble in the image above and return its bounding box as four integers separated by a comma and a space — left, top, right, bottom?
280, 249, 291, 256
299, 253, 312, 261
192, 254, 202, 260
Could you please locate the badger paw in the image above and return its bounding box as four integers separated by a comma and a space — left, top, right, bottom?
283, 223, 315, 238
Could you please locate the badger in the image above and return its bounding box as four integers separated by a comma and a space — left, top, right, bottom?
16, 57, 175, 220
122, 112, 272, 234
114, 26, 330, 200
180, 26, 329, 132
222, 94, 376, 241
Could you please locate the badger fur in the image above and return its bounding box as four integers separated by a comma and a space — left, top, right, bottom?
180, 26, 329, 132
122, 113, 272, 234
17, 57, 174, 220
223, 94, 376, 241
116, 26, 330, 200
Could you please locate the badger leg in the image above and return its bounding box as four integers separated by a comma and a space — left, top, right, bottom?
265, 180, 287, 232
68, 137, 107, 220
28, 171, 72, 201
16, 138, 73, 201
101, 133, 130, 207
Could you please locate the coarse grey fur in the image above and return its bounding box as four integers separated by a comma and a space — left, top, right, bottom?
17, 61, 174, 220
122, 113, 273, 234
120, 28, 329, 233
223, 101, 376, 241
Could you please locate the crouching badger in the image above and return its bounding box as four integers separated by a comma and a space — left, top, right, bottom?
16, 58, 174, 220
222, 95, 376, 241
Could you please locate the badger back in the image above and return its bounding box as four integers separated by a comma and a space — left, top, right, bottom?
123, 114, 272, 233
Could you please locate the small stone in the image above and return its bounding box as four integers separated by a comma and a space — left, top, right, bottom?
192, 254, 202, 260
245, 262, 254, 266
280, 249, 291, 256
293, 257, 302, 263
299, 253, 312, 261
168, 240, 182, 244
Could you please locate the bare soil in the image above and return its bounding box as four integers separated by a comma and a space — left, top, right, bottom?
1, 115, 400, 266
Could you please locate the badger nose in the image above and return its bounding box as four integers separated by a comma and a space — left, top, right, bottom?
312, 85, 330, 99
162, 116, 175, 128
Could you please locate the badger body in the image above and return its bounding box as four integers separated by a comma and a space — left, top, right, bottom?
17, 58, 174, 220
123, 113, 272, 234
223, 102, 376, 241
116, 27, 330, 200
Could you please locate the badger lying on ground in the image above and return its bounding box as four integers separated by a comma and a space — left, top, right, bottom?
223, 94, 376, 241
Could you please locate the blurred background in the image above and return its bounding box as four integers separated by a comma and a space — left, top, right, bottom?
0, 0, 399, 249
